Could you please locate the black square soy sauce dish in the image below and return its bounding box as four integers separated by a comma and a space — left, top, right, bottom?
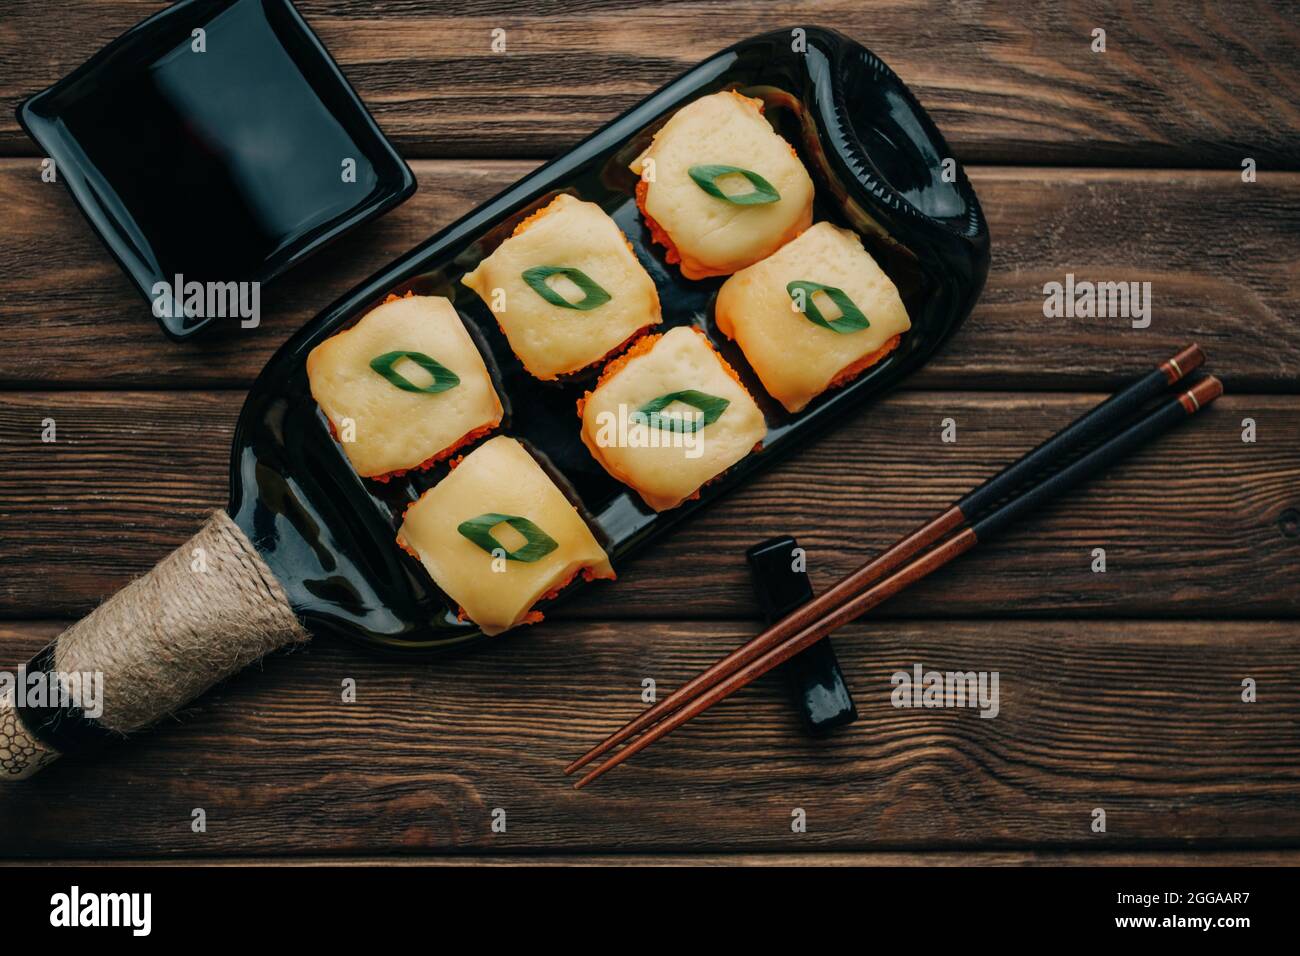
230, 27, 991, 657
17, 0, 416, 340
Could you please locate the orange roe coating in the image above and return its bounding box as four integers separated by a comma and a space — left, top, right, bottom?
635, 93, 809, 281
635, 176, 806, 281
538, 564, 617, 602
445, 553, 615, 631
515, 194, 638, 255
480, 200, 652, 377
365, 422, 498, 484
635, 179, 684, 268
558, 323, 655, 384
826, 333, 903, 392
396, 534, 420, 560
576, 328, 763, 507
578, 331, 664, 417
700, 327, 752, 392
578, 327, 749, 418
324, 401, 497, 485
511, 200, 560, 236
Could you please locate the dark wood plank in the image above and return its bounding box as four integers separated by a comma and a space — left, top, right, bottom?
2, 1, 1298, 166
10, 849, 1300, 866
1, 390, 1295, 620
1, 162, 1298, 391
1, 617, 1296, 856
0, 158, 527, 389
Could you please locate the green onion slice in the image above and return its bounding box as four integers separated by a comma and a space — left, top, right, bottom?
636, 390, 731, 433
687, 164, 781, 205
457, 513, 559, 563
369, 351, 461, 393
786, 281, 870, 334
522, 266, 612, 311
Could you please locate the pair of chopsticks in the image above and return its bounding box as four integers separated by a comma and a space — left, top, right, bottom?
566, 344, 1221, 788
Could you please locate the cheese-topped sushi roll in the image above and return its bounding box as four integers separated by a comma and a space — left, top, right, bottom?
715, 222, 911, 413
631, 91, 814, 280
578, 326, 766, 512
461, 194, 661, 380
397, 436, 614, 636
307, 293, 503, 480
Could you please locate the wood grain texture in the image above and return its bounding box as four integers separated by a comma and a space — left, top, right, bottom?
8, 849, 1300, 866
0, 157, 519, 388
1, 390, 1295, 620
2, 161, 1298, 390
2, 1, 1298, 166
2, 0, 1298, 864
1, 618, 1296, 856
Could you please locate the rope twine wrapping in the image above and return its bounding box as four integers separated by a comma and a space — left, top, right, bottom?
1, 510, 308, 780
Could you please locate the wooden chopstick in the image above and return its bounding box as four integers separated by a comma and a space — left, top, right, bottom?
572, 374, 1223, 789
564, 344, 1204, 777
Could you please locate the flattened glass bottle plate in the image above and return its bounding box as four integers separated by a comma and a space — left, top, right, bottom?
230, 27, 991, 656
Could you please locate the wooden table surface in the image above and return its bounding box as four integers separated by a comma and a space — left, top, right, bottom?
1, 0, 1298, 864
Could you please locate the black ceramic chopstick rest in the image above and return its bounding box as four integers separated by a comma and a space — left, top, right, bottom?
747, 536, 858, 735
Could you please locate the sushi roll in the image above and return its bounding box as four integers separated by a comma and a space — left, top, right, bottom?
630, 90, 814, 280
307, 293, 503, 480
397, 436, 614, 636
715, 222, 911, 413
578, 326, 766, 512
461, 194, 661, 380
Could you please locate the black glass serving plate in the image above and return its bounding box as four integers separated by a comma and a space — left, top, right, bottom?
16, 0, 416, 340
229, 27, 991, 656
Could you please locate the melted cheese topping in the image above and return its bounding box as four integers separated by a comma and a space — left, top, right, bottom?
631, 91, 814, 279
715, 222, 911, 413
307, 295, 503, 478
397, 436, 614, 636
579, 326, 767, 511
461, 194, 661, 379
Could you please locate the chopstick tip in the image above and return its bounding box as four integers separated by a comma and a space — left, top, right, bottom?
573, 761, 616, 789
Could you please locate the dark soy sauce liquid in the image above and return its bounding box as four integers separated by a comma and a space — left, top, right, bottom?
230, 28, 991, 657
